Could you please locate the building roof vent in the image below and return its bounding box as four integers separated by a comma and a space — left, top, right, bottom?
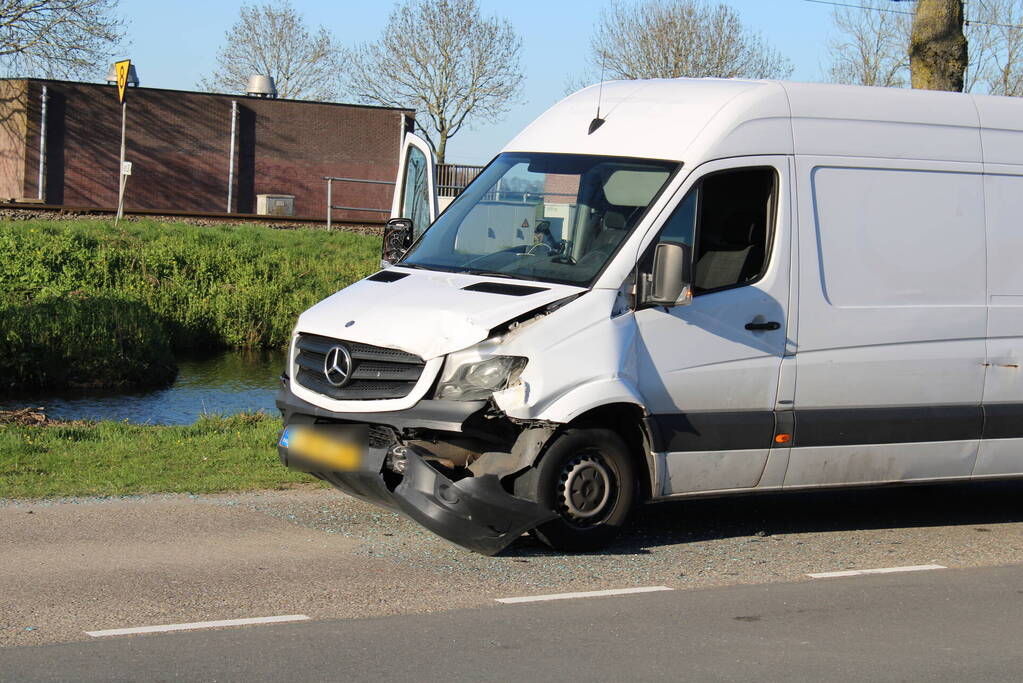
105, 63, 140, 87
245, 74, 277, 98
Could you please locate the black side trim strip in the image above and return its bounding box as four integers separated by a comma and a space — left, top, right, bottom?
651, 404, 1023, 452
983, 403, 1023, 440
794, 405, 982, 448
652, 411, 775, 452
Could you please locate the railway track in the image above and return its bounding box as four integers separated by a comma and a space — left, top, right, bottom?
0, 202, 385, 234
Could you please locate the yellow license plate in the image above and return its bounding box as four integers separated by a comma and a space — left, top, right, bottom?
283, 426, 362, 471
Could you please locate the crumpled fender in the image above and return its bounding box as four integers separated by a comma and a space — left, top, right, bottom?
523, 377, 646, 424
393, 450, 558, 556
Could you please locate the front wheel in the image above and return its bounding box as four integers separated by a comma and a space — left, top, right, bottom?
523, 428, 636, 552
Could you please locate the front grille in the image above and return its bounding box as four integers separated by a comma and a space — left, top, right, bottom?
294, 333, 425, 400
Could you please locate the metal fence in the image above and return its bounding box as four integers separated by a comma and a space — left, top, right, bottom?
437, 164, 484, 197
323, 165, 483, 229
323, 176, 394, 231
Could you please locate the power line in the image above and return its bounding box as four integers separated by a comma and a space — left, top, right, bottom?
804, 0, 913, 16
803, 0, 1023, 30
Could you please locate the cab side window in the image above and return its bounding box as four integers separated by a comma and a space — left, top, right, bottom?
693, 168, 775, 293
652, 167, 775, 294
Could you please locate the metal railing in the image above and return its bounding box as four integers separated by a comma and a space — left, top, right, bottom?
437, 163, 484, 197
324, 176, 395, 231
482, 189, 577, 203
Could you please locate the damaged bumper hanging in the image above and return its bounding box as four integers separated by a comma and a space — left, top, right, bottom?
276, 387, 557, 555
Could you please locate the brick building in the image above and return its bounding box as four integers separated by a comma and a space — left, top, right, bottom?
0, 78, 413, 220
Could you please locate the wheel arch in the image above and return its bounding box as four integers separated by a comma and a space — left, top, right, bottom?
564, 403, 656, 503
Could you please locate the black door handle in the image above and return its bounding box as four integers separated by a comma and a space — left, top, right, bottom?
745, 320, 781, 331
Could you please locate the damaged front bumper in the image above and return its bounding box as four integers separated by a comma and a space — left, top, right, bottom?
276, 386, 556, 555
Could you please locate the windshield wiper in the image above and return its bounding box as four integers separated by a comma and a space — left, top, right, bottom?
396, 262, 452, 273
462, 269, 539, 281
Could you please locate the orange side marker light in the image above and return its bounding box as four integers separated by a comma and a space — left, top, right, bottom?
774, 433, 792, 444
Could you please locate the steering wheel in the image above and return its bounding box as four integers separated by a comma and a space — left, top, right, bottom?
462, 245, 526, 269
576, 249, 609, 270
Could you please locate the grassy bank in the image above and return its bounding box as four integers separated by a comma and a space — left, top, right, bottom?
0, 220, 379, 391
0, 413, 320, 498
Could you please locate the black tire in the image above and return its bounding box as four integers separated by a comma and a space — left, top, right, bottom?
525, 427, 636, 552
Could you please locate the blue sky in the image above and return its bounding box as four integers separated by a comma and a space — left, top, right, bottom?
118, 0, 844, 164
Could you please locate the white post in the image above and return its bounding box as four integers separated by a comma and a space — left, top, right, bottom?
326, 178, 332, 231
37, 85, 47, 201
115, 100, 127, 223
227, 100, 237, 213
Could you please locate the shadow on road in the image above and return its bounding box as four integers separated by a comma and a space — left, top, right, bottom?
504, 479, 1023, 557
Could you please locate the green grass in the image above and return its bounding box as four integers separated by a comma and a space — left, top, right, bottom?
0, 294, 177, 390
0, 219, 380, 390
0, 413, 323, 499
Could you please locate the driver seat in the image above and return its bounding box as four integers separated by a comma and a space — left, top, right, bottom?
695, 211, 760, 290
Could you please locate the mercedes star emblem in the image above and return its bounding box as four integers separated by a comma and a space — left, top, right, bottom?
323, 345, 353, 387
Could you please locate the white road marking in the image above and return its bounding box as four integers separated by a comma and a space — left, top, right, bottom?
85, 614, 310, 638
496, 586, 673, 604
807, 564, 947, 579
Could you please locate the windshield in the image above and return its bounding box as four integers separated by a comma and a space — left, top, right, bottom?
400, 153, 679, 286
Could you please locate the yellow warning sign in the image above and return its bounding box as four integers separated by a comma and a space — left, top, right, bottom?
114, 59, 131, 104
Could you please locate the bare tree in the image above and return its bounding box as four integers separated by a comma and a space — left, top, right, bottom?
825, 1, 911, 87
967, 0, 1023, 95
579, 0, 792, 84
824, 0, 1023, 95
344, 0, 523, 164
198, 2, 343, 101
911, 0, 968, 91
0, 0, 123, 79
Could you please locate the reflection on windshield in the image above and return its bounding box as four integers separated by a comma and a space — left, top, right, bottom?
400, 153, 679, 286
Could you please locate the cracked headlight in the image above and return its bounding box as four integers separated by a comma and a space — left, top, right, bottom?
435, 356, 528, 401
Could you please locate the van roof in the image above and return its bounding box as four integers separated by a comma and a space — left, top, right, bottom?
503, 78, 1023, 167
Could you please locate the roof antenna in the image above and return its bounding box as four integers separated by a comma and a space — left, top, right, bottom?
588, 57, 606, 135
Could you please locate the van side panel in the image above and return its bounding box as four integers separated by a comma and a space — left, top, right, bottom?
784, 82, 982, 164
788, 158, 987, 487
976, 173, 1023, 477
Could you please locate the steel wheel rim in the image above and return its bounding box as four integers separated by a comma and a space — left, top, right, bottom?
556, 451, 615, 526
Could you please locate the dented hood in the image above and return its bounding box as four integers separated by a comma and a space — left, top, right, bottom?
295, 268, 585, 360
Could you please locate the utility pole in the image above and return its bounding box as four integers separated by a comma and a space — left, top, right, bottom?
910, 0, 968, 92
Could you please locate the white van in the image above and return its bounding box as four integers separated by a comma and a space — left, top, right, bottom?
277, 78, 1023, 555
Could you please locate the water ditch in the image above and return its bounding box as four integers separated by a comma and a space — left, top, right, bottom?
0, 350, 288, 425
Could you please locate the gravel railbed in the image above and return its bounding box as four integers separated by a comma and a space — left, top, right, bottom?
0, 207, 383, 235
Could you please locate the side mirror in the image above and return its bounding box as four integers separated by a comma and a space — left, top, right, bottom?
382, 217, 414, 266
645, 242, 693, 307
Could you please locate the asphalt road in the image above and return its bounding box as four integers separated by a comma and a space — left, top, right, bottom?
3, 563, 1023, 681
3, 480, 1023, 679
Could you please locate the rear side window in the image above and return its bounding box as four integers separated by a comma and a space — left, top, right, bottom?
651, 167, 776, 294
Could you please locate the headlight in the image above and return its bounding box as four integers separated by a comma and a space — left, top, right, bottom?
435, 356, 527, 401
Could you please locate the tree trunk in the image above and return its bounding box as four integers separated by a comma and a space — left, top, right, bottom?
910, 0, 967, 92
436, 133, 447, 165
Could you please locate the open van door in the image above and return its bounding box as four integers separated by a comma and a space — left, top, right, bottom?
384, 132, 438, 264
